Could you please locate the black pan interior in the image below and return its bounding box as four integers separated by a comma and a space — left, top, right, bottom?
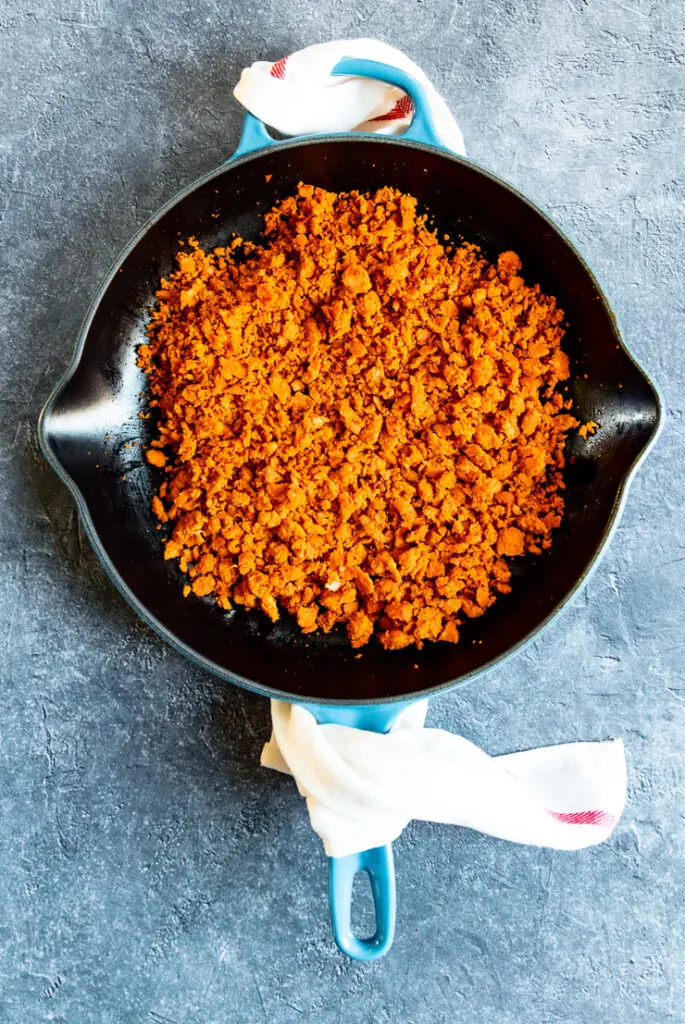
41, 137, 661, 702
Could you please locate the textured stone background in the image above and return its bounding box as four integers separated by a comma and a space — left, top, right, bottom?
1, 1, 683, 1021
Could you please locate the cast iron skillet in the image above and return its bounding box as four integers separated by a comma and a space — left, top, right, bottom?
39, 59, 661, 960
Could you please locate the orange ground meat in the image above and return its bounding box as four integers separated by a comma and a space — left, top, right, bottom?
139, 183, 578, 649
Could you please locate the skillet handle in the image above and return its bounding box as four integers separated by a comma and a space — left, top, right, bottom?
329, 844, 395, 961
302, 700, 413, 961
228, 57, 445, 161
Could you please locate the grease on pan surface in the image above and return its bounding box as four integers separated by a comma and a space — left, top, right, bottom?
138, 184, 578, 649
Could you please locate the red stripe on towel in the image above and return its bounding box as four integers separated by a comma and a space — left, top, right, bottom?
370, 95, 413, 121
546, 809, 617, 827
270, 57, 288, 80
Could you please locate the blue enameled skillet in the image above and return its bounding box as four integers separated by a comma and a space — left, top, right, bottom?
39, 59, 662, 960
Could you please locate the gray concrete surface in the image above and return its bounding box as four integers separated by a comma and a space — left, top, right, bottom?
1, 1, 683, 1021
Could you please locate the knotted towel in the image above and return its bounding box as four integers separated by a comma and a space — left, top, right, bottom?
234, 39, 466, 154
262, 701, 626, 858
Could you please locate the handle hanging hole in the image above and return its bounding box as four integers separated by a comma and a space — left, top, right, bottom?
351, 869, 377, 941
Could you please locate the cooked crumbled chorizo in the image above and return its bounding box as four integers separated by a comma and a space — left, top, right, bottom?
579, 420, 599, 438
145, 449, 167, 467
139, 184, 578, 649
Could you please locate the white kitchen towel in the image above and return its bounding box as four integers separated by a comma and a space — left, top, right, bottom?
234, 39, 466, 155
262, 700, 627, 858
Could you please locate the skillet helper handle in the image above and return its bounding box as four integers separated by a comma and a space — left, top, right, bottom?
330, 57, 444, 149
228, 56, 445, 161
303, 700, 413, 961
231, 112, 277, 160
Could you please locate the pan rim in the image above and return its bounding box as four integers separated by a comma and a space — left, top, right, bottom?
38, 133, 664, 705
